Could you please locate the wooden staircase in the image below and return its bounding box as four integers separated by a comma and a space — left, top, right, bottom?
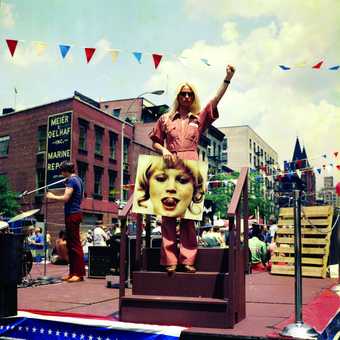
271, 205, 334, 278
118, 167, 249, 328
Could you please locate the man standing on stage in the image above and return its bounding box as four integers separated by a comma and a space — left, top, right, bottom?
46, 161, 86, 282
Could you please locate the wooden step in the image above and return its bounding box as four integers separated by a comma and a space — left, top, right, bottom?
271, 256, 323, 265
142, 247, 230, 272
271, 265, 324, 277
276, 227, 331, 235
274, 247, 326, 255
120, 294, 231, 328
276, 237, 327, 245
132, 271, 228, 298
278, 218, 330, 226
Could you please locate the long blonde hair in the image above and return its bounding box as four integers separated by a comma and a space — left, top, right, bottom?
168, 82, 201, 119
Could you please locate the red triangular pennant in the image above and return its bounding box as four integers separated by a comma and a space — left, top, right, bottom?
152, 54, 163, 69
336, 165, 340, 171
6, 39, 18, 57
312, 61, 323, 69
84, 48, 96, 63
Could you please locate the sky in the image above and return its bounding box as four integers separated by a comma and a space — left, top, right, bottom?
0, 0, 339, 188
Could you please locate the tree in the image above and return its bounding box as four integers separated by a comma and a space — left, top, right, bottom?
0, 175, 20, 218
206, 171, 274, 221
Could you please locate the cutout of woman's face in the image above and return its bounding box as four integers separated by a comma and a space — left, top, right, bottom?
149, 167, 194, 217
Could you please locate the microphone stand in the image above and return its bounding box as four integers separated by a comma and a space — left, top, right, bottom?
20, 178, 67, 285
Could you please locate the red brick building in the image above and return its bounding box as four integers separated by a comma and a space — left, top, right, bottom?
0, 92, 157, 235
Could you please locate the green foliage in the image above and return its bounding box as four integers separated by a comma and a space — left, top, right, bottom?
206, 171, 274, 220
205, 172, 239, 219
0, 176, 20, 218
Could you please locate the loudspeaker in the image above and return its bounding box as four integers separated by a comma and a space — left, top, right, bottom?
151, 235, 162, 248
88, 246, 113, 278
0, 234, 24, 285
0, 234, 24, 317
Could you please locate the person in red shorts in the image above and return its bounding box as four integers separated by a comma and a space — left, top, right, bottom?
46, 161, 86, 282
149, 64, 235, 273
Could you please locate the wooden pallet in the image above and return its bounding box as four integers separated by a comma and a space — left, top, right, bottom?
271, 205, 333, 278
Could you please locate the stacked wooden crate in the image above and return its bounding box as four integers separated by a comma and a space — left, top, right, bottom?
271, 205, 333, 278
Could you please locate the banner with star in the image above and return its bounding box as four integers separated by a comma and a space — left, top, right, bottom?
0, 310, 184, 340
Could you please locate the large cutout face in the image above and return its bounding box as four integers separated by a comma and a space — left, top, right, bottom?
132, 155, 208, 221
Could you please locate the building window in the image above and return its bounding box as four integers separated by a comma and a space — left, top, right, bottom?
253, 142, 256, 152
37, 125, 47, 152
79, 124, 88, 152
95, 126, 104, 156
77, 161, 88, 194
202, 151, 206, 161
253, 155, 256, 167
221, 152, 228, 163
123, 174, 130, 201
109, 132, 117, 160
108, 170, 117, 201
0, 136, 10, 157
123, 139, 130, 164
112, 108, 121, 117
249, 139, 252, 149
93, 166, 103, 199
218, 145, 221, 160
223, 139, 228, 151
36, 168, 45, 194
249, 153, 252, 163
212, 141, 216, 156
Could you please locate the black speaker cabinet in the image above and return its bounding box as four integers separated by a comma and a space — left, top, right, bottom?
0, 234, 24, 285
88, 246, 113, 278
0, 234, 24, 317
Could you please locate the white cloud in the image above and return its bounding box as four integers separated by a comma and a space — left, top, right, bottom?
0, 2, 15, 28
222, 22, 239, 42
145, 1, 340, 186
92, 38, 111, 64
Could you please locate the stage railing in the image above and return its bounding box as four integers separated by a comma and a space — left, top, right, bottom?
227, 167, 249, 325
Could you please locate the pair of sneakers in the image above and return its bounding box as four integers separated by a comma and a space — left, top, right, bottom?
165, 264, 196, 273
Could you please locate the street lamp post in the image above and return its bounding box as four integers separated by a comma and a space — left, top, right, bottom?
120, 90, 164, 203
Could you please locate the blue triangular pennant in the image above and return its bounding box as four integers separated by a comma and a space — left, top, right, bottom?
279, 65, 291, 70
132, 52, 142, 64
329, 65, 340, 71
59, 44, 71, 59
201, 58, 211, 66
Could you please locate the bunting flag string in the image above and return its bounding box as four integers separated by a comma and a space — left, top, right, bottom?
2, 36, 339, 71
201, 58, 211, 66
59, 44, 71, 59
312, 61, 323, 69
109, 49, 120, 63
6, 39, 18, 57
33, 41, 48, 56
152, 53, 162, 69
278, 60, 339, 71
132, 51, 142, 64
84, 47, 96, 63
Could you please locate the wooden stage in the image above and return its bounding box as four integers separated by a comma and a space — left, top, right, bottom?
14, 263, 338, 339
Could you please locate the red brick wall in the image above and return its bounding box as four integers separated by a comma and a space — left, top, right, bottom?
0, 97, 151, 235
